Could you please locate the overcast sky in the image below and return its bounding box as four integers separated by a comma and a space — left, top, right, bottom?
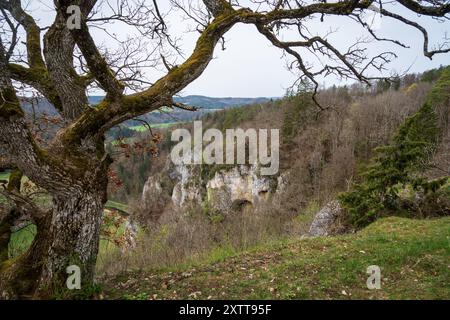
19, 1, 450, 97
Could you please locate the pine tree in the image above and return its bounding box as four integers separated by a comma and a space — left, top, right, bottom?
340, 67, 450, 228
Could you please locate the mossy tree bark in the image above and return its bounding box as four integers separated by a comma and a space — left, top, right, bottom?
0, 147, 110, 298
35, 169, 109, 297
0, 169, 24, 264
0, 30, 110, 297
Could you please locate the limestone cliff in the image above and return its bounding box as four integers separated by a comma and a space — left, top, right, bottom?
141, 160, 278, 218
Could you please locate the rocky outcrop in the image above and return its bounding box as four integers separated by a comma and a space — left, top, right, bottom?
142, 175, 164, 209
141, 160, 278, 218
206, 165, 273, 213
308, 200, 344, 236
122, 219, 138, 253
275, 172, 289, 194
170, 160, 203, 207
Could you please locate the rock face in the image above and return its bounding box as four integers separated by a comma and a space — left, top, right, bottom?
122, 219, 138, 253
275, 172, 289, 194
142, 175, 163, 209
171, 160, 203, 207
206, 165, 273, 213
308, 200, 343, 236
141, 160, 277, 218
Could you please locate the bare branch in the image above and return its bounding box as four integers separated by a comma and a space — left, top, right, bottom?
0, 0, 45, 68
172, 101, 199, 111
379, 7, 450, 59
397, 0, 450, 16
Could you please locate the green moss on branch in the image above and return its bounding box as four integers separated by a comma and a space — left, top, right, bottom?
0, 88, 24, 119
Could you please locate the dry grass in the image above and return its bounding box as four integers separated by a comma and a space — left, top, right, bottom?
96, 197, 317, 276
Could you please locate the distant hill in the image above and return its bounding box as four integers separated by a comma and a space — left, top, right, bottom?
87, 95, 271, 110
20, 97, 58, 116
174, 95, 271, 109
20, 95, 273, 125
86, 95, 271, 109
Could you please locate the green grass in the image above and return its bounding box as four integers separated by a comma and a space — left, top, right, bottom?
0, 171, 10, 181
103, 216, 450, 300
105, 200, 130, 213
111, 137, 135, 146
9, 224, 37, 258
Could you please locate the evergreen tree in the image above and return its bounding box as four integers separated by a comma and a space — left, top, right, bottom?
340, 67, 450, 228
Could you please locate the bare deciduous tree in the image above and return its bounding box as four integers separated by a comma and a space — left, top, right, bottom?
0, 0, 449, 298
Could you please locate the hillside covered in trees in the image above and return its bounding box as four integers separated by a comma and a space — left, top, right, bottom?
77, 66, 449, 297
2, 61, 449, 299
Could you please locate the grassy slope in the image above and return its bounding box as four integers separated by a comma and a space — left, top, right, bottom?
105, 200, 130, 213
0, 172, 10, 181
9, 224, 36, 258
103, 217, 450, 300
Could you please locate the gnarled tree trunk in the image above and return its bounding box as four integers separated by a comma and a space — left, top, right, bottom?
0, 164, 109, 299
37, 179, 108, 296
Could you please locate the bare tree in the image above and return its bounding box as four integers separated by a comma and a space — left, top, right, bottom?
0, 0, 449, 298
